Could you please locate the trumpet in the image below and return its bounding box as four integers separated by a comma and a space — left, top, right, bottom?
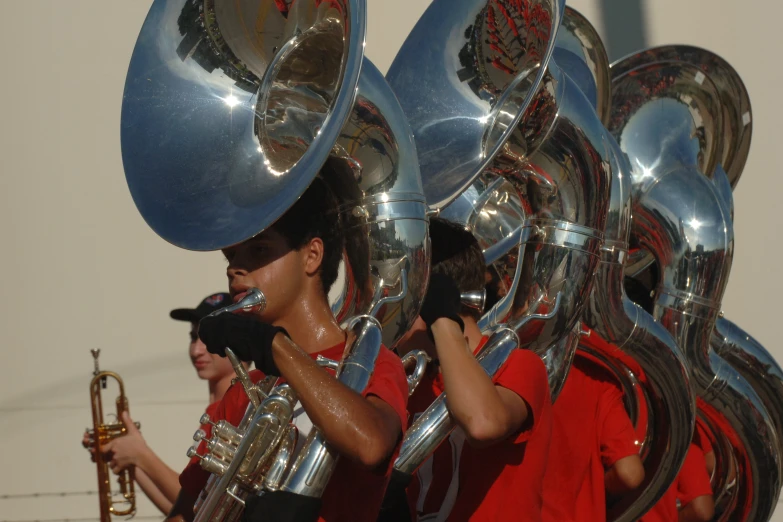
88, 349, 138, 522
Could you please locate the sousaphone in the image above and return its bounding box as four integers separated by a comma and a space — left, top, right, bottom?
609, 45, 780, 521
120, 0, 430, 519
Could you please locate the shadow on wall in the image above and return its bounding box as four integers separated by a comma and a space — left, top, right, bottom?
599, 0, 649, 61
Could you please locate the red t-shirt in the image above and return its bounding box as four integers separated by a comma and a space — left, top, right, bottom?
640, 443, 713, 522
406, 340, 552, 521
541, 353, 640, 522
179, 343, 409, 522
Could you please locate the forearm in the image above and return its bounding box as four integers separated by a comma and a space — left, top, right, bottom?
271, 335, 399, 468
432, 319, 520, 441
134, 468, 174, 515
136, 448, 182, 506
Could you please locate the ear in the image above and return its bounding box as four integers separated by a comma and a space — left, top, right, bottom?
303, 237, 325, 278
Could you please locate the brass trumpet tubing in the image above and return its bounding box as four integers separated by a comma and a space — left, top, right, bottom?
89, 369, 137, 522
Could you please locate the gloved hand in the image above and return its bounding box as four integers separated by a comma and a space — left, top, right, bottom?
198, 313, 288, 376
419, 273, 465, 333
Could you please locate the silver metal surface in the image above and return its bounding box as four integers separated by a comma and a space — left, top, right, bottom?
386, 0, 566, 210
712, 317, 783, 474
401, 350, 432, 397
206, 289, 266, 318
460, 290, 486, 315
193, 384, 297, 522
554, 6, 611, 124
394, 303, 560, 476
609, 72, 781, 518
608, 46, 752, 278
581, 128, 694, 520
539, 321, 578, 402
610, 45, 751, 190
121, 0, 365, 252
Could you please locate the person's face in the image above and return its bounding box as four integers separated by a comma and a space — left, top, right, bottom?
221, 228, 324, 324
188, 322, 235, 381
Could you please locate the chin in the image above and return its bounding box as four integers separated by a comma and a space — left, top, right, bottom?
196, 368, 212, 380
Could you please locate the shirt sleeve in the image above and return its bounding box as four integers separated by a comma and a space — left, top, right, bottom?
597, 383, 639, 468
493, 349, 551, 444
677, 443, 713, 506
363, 347, 410, 433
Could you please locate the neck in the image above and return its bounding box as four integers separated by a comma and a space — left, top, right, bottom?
462, 315, 484, 353
275, 291, 345, 354
208, 372, 236, 404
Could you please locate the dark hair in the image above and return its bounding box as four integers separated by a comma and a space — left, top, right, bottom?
271, 162, 345, 296
429, 217, 486, 320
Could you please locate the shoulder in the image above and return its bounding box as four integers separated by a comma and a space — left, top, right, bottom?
496, 349, 551, 414
376, 345, 406, 371
369, 347, 408, 394
497, 348, 548, 384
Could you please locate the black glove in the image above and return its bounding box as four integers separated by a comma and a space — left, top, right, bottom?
198, 313, 288, 376
420, 273, 465, 333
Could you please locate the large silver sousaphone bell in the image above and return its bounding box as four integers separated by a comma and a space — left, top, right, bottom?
609, 45, 752, 278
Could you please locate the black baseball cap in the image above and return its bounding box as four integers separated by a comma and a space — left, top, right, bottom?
170, 293, 231, 323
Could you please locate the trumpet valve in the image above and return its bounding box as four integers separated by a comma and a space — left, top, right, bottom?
187, 447, 205, 460
213, 421, 243, 445
201, 454, 231, 476
187, 445, 233, 476
206, 437, 238, 460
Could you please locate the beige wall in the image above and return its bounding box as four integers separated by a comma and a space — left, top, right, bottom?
0, 1, 779, 520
